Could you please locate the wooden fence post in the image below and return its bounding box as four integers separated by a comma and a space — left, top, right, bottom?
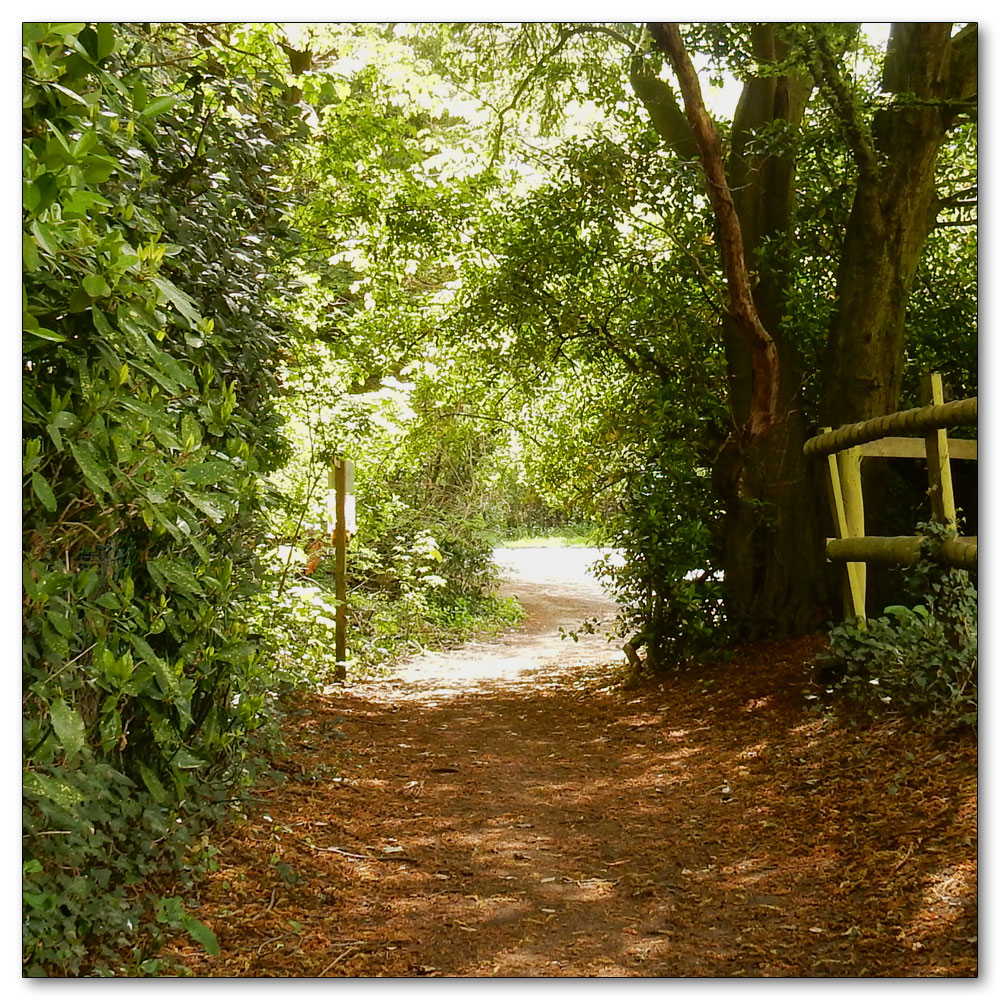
333, 458, 349, 681
922, 373, 957, 529
821, 430, 866, 620
838, 445, 867, 620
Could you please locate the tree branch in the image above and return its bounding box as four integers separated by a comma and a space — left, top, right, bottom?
629, 51, 698, 159
129, 54, 202, 70
648, 22, 780, 441
807, 26, 880, 183
947, 23, 978, 104
488, 23, 640, 164
938, 185, 978, 206
569, 23, 637, 48
430, 410, 544, 448
489, 28, 576, 163
200, 25, 272, 63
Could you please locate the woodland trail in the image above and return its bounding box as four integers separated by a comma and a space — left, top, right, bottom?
368, 546, 626, 700
165, 549, 977, 978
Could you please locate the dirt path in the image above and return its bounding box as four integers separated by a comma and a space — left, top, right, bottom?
165, 549, 977, 978
374, 547, 625, 699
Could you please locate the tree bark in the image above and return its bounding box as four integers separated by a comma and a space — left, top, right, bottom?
718, 27, 830, 638
819, 23, 976, 613
643, 23, 830, 637
650, 22, 780, 443
823, 23, 977, 425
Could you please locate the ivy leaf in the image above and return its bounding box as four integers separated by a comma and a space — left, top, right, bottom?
49, 699, 86, 757
181, 915, 221, 956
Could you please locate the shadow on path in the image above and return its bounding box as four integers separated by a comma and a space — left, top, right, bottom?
164, 551, 977, 978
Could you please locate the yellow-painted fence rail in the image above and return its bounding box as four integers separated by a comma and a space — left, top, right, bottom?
803, 374, 977, 620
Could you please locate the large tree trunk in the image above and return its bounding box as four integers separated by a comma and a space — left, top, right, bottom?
820, 23, 977, 612
718, 29, 830, 637
644, 23, 830, 637
720, 43, 828, 634
823, 23, 977, 425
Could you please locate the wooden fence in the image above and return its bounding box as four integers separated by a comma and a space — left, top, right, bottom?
802, 374, 977, 620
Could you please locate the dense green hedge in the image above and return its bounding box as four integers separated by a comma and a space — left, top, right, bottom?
22, 22, 301, 974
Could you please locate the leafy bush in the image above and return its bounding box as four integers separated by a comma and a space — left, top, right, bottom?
812, 523, 977, 724
246, 577, 344, 690
22, 762, 235, 976
248, 523, 521, 680
23, 22, 301, 973
595, 452, 728, 669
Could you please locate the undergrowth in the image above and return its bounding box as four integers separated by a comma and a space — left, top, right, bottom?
23, 759, 284, 977
251, 541, 523, 682
811, 522, 977, 726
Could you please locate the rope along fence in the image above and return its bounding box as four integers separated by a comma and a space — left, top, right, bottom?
803, 374, 977, 620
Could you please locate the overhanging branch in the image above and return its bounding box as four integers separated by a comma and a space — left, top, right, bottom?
628, 48, 697, 158
807, 26, 880, 183
648, 22, 780, 441
489, 23, 638, 164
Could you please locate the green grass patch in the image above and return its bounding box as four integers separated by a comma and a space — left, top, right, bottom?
497, 524, 600, 548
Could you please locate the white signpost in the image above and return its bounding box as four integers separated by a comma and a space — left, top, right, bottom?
328, 458, 355, 680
